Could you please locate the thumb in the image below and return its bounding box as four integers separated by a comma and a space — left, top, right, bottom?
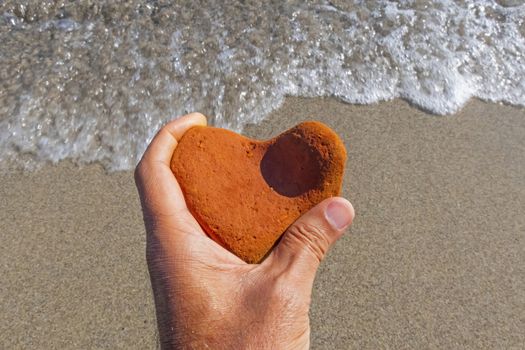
268, 197, 354, 279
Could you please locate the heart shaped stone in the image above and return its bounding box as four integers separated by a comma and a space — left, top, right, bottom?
170, 121, 346, 263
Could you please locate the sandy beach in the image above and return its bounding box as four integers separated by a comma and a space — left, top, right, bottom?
1, 98, 524, 348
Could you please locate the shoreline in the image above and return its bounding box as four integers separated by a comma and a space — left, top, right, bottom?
1, 98, 524, 348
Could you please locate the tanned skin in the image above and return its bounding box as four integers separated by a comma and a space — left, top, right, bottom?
135, 113, 355, 349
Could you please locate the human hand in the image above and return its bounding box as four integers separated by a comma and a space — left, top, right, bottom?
135, 113, 355, 349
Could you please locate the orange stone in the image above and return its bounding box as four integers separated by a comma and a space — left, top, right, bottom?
170, 121, 347, 263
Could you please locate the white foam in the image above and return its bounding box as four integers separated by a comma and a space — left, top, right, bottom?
0, 0, 524, 171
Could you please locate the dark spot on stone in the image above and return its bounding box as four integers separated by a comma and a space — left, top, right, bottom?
261, 133, 324, 197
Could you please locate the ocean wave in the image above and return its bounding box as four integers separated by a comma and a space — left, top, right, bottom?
1, 0, 524, 170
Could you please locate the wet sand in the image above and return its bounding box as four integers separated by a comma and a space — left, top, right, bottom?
1, 98, 524, 348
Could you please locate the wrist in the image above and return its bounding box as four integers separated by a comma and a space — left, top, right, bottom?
159, 316, 305, 350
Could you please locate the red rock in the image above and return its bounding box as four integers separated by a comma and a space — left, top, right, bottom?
171, 121, 347, 263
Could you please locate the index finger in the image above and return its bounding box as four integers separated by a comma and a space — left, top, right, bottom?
135, 112, 207, 227
141, 112, 207, 165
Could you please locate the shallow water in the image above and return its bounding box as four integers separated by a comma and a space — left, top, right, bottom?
1, 1, 524, 170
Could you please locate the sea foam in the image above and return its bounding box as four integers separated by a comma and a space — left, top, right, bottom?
0, 1, 524, 170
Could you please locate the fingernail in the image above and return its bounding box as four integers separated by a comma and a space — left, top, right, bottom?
325, 200, 352, 230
